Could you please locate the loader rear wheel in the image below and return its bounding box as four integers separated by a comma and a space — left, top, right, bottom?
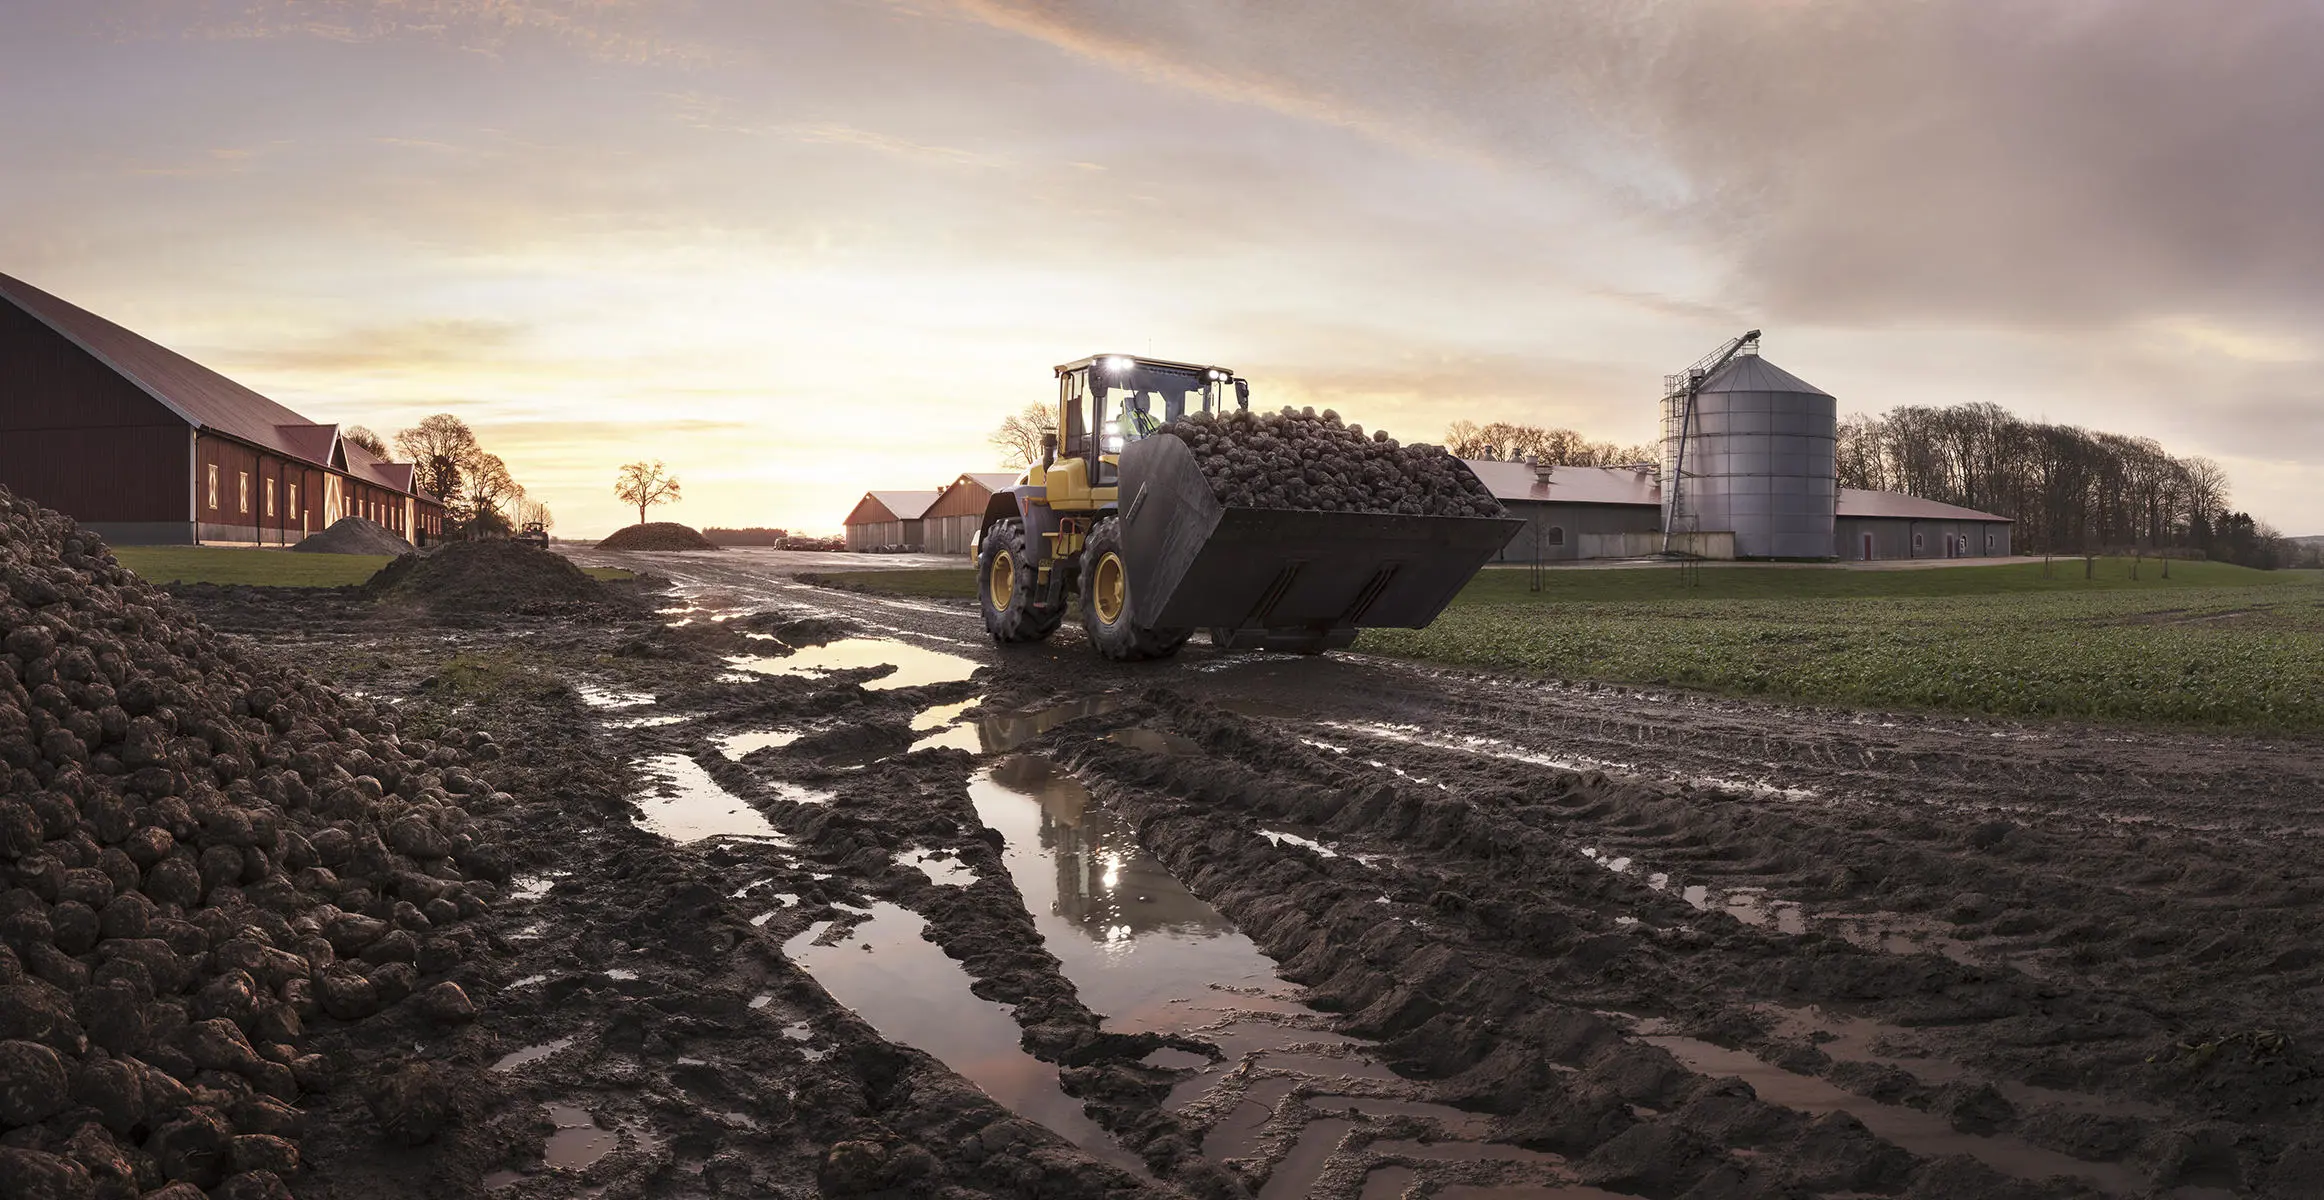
980, 520, 1062, 644
1080, 518, 1190, 661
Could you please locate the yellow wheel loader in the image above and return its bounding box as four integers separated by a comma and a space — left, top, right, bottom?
978, 354, 1518, 661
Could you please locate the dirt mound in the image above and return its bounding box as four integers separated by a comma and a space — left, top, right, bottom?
364, 539, 618, 614
290, 517, 412, 556
596, 522, 718, 551
0, 485, 511, 1196
1160, 407, 1504, 517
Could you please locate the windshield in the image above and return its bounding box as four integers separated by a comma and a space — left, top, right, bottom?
1090, 359, 1211, 424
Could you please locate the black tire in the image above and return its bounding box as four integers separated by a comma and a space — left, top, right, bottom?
1080, 517, 1190, 661
979, 520, 1062, 644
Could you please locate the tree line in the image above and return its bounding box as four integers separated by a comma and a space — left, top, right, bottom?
1442, 421, 1658, 468
1835, 403, 2291, 567
344, 415, 549, 540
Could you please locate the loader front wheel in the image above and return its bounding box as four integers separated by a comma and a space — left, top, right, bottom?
1081, 518, 1190, 661
979, 520, 1062, 644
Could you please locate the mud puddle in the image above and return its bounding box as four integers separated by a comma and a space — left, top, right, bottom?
576, 684, 657, 710
1761, 1004, 2167, 1118
1636, 1030, 2143, 1193
966, 756, 1289, 1029
630, 754, 795, 843
780, 902, 1141, 1170
727, 637, 978, 690
717, 729, 802, 760
912, 693, 1133, 756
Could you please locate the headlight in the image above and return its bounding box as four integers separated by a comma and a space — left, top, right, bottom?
1104, 436, 1125, 453
1104, 355, 1135, 374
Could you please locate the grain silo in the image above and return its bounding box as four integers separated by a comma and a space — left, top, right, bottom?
1661, 332, 1837, 559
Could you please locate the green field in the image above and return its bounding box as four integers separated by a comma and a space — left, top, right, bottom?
810, 559, 2324, 731
113, 546, 635, 588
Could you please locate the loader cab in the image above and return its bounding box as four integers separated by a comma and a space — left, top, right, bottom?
1055, 355, 1248, 487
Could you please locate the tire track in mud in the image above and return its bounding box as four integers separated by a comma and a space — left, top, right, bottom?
569, 549, 2324, 1196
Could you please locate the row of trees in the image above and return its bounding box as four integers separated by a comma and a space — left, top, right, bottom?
1835, 403, 2287, 566
1442, 420, 1657, 468
344, 416, 550, 539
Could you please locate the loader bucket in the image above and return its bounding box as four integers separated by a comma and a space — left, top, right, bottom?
1117, 434, 1521, 650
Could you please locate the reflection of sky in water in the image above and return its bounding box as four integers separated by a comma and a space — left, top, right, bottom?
969, 757, 1292, 1033
781, 903, 1136, 1168
725, 638, 977, 691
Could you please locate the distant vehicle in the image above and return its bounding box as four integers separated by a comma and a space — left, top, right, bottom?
513, 521, 550, 548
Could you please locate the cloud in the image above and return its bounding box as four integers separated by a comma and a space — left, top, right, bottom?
211, 319, 530, 374
97, 0, 723, 66
926, 1, 2324, 329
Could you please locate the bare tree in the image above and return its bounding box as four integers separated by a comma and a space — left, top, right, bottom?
990, 404, 1057, 469
394, 414, 478, 511
513, 496, 555, 531
615, 461, 682, 525
342, 425, 388, 458
463, 454, 522, 533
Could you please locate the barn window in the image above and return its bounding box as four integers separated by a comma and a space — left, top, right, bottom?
1547, 526, 1566, 547
238, 472, 249, 514
265, 478, 276, 517
1912, 531, 1924, 553
288, 483, 299, 519
1985, 529, 1995, 552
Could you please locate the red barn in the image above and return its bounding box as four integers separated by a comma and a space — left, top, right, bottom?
0, 273, 445, 546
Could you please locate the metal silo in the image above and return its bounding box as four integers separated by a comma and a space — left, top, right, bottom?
1662, 337, 1836, 559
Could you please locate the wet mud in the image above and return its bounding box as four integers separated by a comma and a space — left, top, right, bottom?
136, 540, 2324, 1200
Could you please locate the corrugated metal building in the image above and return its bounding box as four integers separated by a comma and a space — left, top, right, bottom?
0, 273, 444, 546
842, 490, 939, 552
922, 472, 1020, 556
1468, 460, 2011, 562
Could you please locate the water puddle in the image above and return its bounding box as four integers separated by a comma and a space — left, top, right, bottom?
1263, 830, 1339, 858
576, 685, 656, 710
781, 902, 1139, 1170
511, 872, 566, 901
1259, 1117, 1358, 1198
1760, 1004, 2167, 1118
630, 755, 793, 844
897, 848, 975, 887
493, 1036, 575, 1072
726, 638, 979, 691
543, 1104, 618, 1169
604, 712, 688, 729
967, 757, 1284, 1031
1322, 1097, 1496, 1138
908, 693, 1135, 756
1640, 1033, 2142, 1193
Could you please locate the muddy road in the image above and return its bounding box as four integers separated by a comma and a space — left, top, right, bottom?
174, 544, 2324, 1199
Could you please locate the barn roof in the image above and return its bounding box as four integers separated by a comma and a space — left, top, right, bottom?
1836, 489, 2012, 523
845, 490, 941, 525
0, 272, 425, 496
960, 472, 1020, 491
1464, 460, 1661, 506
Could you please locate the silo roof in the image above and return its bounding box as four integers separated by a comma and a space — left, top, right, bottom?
1699, 355, 1832, 397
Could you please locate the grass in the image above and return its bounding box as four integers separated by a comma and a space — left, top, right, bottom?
112, 545, 635, 588
812, 558, 2324, 732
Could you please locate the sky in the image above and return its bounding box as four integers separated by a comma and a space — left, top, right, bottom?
4, 0, 2321, 537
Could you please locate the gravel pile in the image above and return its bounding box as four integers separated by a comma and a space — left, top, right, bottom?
0, 486, 511, 1197
1159, 408, 1504, 517
363, 541, 615, 614
289, 519, 410, 557
595, 523, 717, 552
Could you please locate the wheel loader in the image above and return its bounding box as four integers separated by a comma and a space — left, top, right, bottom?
977, 354, 1519, 660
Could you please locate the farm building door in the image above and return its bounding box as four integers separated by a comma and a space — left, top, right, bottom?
324, 475, 344, 525
1861, 532, 1873, 560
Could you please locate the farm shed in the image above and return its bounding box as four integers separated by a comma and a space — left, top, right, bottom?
923, 472, 1021, 556
843, 490, 939, 552
1836, 490, 2013, 560
1465, 460, 1665, 562
0, 272, 444, 546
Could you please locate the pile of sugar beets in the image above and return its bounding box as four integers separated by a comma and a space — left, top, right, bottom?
0, 486, 511, 1199
1158, 407, 1506, 518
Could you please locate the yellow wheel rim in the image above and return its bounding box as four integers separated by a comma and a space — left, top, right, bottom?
988, 549, 1015, 610
1093, 551, 1127, 625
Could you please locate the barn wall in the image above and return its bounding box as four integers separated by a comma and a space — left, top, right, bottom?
1492, 502, 1662, 562
0, 301, 192, 527
1837, 518, 2012, 560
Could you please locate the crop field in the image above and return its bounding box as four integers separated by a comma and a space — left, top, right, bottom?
115, 545, 635, 587
812, 559, 2324, 731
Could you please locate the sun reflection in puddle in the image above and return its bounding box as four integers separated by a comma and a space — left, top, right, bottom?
630, 754, 794, 844
575, 684, 656, 710
726, 638, 979, 691
781, 902, 1136, 1168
